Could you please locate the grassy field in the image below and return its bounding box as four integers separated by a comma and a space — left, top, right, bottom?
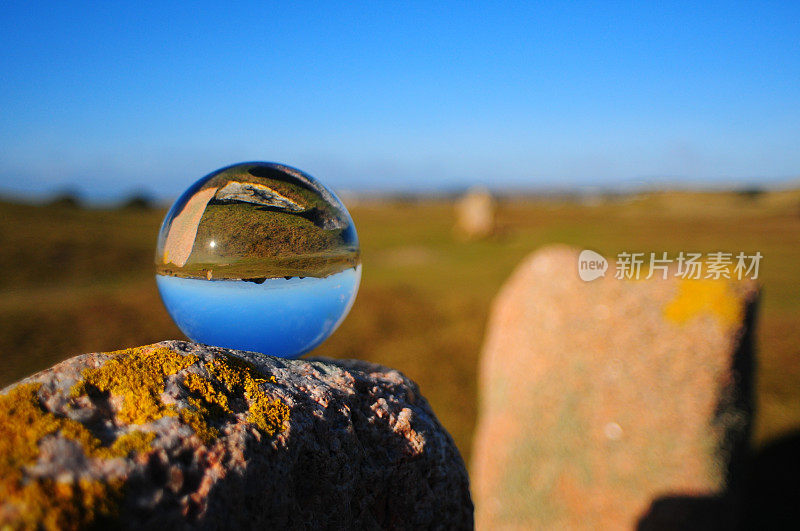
1, 190, 799, 466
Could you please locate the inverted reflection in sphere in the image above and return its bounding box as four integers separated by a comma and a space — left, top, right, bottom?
155, 162, 360, 358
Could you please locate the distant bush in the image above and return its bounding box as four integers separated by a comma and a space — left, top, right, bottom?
121, 192, 154, 210
47, 191, 82, 208
737, 187, 764, 201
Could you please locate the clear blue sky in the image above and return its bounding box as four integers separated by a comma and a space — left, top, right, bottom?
1, 1, 798, 200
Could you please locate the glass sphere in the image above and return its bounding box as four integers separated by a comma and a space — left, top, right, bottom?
155, 162, 361, 358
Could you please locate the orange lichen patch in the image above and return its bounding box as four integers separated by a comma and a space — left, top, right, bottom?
0, 383, 150, 529
71, 346, 199, 425
180, 354, 289, 442
663, 278, 742, 328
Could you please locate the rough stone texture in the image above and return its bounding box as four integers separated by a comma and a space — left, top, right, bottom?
0, 341, 473, 530
472, 245, 758, 530
455, 187, 496, 239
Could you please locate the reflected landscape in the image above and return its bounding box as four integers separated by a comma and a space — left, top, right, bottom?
154, 162, 361, 357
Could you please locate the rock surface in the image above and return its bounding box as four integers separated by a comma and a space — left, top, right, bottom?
471, 245, 758, 529
0, 341, 472, 530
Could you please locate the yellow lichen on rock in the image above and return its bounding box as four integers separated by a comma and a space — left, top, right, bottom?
1, 344, 291, 528
248, 394, 291, 436
101, 430, 156, 459
663, 278, 743, 328
69, 345, 289, 443
180, 354, 289, 442
0, 383, 136, 530
1, 383, 76, 469
71, 346, 199, 425
0, 346, 197, 528
184, 371, 229, 413
207, 355, 289, 436
2, 476, 122, 531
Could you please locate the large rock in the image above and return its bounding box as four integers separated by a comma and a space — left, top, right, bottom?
472, 245, 758, 529
0, 341, 472, 530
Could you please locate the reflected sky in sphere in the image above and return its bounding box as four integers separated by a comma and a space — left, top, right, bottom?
155, 162, 360, 358
156, 267, 360, 357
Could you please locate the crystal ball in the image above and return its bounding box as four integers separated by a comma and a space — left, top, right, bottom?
155, 162, 361, 358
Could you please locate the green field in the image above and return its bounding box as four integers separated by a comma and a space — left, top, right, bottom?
1, 190, 799, 465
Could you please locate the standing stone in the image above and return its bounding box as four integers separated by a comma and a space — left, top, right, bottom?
455, 187, 496, 239
0, 341, 472, 530
472, 245, 758, 529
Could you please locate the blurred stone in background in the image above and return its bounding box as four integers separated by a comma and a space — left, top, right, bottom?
455, 186, 496, 239
472, 245, 758, 529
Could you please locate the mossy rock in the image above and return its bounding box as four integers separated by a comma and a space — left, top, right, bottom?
0, 341, 472, 530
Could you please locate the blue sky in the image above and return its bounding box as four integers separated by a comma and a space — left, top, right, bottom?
1, 1, 798, 200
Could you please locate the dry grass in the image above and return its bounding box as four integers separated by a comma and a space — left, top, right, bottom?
0, 190, 798, 465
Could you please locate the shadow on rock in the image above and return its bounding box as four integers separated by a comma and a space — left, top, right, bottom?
637, 430, 800, 530
741, 431, 800, 529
